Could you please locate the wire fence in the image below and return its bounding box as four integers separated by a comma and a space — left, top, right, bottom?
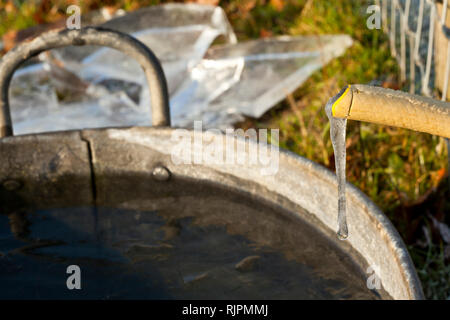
377, 0, 450, 180
377, 0, 442, 97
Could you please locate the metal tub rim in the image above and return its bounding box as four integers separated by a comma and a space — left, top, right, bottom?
0, 126, 424, 300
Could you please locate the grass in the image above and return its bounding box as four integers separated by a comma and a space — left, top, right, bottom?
1, 0, 449, 299
410, 240, 450, 299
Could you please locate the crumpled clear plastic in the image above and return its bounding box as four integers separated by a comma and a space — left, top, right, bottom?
193, 34, 353, 129
7, 4, 353, 135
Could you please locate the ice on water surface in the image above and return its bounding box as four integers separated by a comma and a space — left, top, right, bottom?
7, 4, 353, 135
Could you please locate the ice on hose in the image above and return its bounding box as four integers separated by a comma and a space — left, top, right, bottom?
7, 4, 353, 135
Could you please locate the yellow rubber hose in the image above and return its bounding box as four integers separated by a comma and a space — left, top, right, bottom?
331, 84, 450, 138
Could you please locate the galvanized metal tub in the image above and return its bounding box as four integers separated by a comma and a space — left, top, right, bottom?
0, 27, 423, 299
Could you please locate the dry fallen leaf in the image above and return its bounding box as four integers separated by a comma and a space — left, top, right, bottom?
270, 0, 285, 11
2, 19, 66, 52
260, 28, 273, 38
4, 0, 16, 13
2, 30, 18, 53
238, 0, 257, 16
186, 0, 220, 5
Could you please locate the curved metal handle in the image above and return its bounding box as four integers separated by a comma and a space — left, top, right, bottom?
0, 27, 171, 137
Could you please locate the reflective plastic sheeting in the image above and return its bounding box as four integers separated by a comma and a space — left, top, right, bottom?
7, 4, 353, 134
